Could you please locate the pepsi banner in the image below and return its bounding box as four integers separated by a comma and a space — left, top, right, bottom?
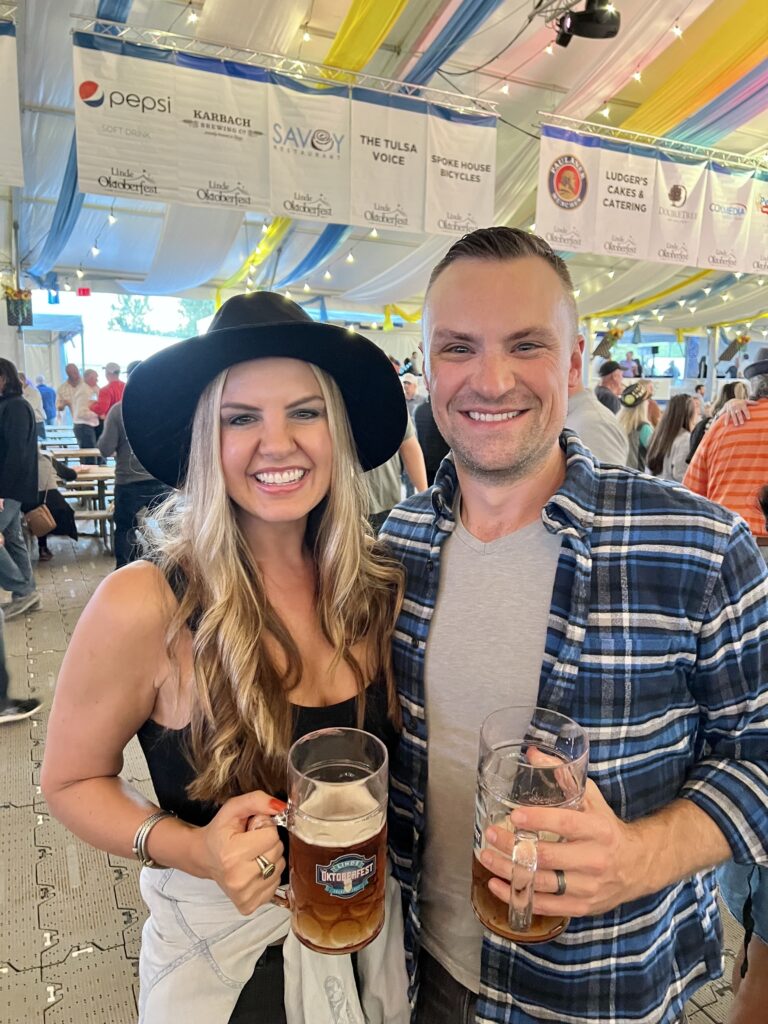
423, 105, 497, 236
0, 22, 24, 187
537, 123, 762, 273
72, 33, 497, 233
73, 34, 179, 202
349, 90, 427, 234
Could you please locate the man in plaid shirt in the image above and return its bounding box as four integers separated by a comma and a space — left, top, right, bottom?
381, 227, 768, 1024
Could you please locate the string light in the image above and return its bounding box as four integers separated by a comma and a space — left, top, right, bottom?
688, 306, 696, 314
284, 290, 292, 300
672, 23, 683, 38
758, 278, 766, 286
573, 288, 581, 298
734, 271, 744, 279
600, 105, 611, 118
368, 227, 379, 238
656, 314, 664, 321
261, 222, 269, 234
323, 270, 332, 281
345, 251, 355, 264
499, 82, 510, 95
677, 299, 686, 307
721, 293, 730, 302
607, 270, 615, 279
544, 44, 554, 55
246, 275, 254, 287
186, 4, 198, 24
632, 70, 642, 83
90, 244, 100, 256
652, 308, 660, 315
302, 29, 311, 42
63, 281, 72, 291
702, 287, 712, 295
76, 268, 84, 279
303, 281, 311, 292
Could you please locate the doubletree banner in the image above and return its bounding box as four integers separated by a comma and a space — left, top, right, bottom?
72, 32, 496, 233
0, 22, 24, 187
536, 124, 765, 273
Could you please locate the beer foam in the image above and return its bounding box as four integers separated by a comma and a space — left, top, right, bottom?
293, 783, 384, 847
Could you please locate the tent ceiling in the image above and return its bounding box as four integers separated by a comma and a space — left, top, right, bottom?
4, 0, 768, 331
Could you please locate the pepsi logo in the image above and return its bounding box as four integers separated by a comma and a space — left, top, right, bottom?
79, 81, 104, 107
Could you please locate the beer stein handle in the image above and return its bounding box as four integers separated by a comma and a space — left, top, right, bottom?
271, 885, 290, 909
508, 828, 538, 931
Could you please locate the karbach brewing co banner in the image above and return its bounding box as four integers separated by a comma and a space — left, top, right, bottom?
536, 124, 768, 273
0, 22, 24, 187
72, 32, 497, 234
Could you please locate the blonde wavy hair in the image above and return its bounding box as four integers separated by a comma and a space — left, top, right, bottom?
143, 362, 404, 804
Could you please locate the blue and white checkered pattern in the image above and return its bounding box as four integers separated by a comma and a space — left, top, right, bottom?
382, 432, 768, 1024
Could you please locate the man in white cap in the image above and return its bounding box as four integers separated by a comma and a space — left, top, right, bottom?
90, 362, 125, 423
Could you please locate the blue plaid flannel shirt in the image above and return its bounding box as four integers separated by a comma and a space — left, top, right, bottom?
381, 432, 768, 1024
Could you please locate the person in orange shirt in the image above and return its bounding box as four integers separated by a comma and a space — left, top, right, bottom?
683, 347, 768, 535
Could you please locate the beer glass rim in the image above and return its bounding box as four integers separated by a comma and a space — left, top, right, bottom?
480, 706, 589, 778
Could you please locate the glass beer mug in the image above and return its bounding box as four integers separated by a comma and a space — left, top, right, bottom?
269, 727, 388, 954
472, 707, 589, 943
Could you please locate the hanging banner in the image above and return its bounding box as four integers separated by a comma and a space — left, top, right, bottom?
0, 22, 24, 186
697, 164, 754, 273
424, 105, 497, 236
174, 55, 270, 212
593, 140, 656, 261
73, 33, 179, 202
534, 125, 602, 254
349, 90, 427, 234
268, 74, 351, 224
648, 154, 708, 266
745, 170, 768, 276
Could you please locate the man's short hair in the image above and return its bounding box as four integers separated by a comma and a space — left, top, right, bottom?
599, 360, 621, 378
425, 227, 578, 328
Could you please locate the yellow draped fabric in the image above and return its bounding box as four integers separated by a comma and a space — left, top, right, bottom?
383, 304, 422, 331
215, 218, 292, 307
215, 0, 411, 306
324, 0, 410, 72
593, 270, 712, 318
621, 0, 768, 136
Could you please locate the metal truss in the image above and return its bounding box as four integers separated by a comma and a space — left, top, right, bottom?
542, 113, 764, 171
71, 16, 498, 116
0, 3, 18, 21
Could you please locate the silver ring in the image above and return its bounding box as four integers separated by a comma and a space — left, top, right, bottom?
256, 854, 276, 880
554, 869, 567, 896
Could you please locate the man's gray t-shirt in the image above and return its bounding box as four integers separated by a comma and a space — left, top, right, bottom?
419, 502, 562, 992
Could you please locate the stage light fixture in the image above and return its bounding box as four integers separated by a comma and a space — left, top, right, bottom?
556, 0, 621, 48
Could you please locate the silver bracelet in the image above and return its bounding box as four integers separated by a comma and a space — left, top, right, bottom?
132, 810, 176, 868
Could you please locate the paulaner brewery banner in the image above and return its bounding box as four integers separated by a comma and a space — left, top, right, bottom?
0, 22, 24, 187
72, 33, 497, 234
536, 124, 765, 273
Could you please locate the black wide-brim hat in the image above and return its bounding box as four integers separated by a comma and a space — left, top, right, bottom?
744, 346, 768, 380
123, 292, 408, 487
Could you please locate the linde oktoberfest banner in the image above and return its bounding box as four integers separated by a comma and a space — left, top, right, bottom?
269, 77, 351, 224
423, 106, 497, 236
536, 124, 765, 273
0, 22, 25, 187
349, 90, 426, 234
72, 33, 497, 233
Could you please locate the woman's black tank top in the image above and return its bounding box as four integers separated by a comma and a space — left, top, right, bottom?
136, 685, 397, 828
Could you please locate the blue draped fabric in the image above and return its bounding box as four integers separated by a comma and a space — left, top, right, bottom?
670, 57, 768, 147
28, 0, 132, 278
275, 0, 505, 291
404, 0, 507, 86
272, 224, 351, 290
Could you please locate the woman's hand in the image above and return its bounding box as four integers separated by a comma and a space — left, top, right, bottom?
194, 791, 287, 915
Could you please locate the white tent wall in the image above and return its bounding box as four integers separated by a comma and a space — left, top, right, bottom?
358, 330, 422, 367
20, 329, 60, 384
0, 319, 23, 365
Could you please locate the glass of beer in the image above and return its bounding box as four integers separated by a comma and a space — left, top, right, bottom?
472, 707, 589, 944
271, 727, 388, 955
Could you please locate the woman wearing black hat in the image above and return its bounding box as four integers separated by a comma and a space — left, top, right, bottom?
40, 294, 409, 1022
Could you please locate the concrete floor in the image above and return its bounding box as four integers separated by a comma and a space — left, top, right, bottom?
0, 536, 744, 1022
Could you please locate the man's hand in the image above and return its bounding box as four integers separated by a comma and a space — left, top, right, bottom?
480, 780, 649, 920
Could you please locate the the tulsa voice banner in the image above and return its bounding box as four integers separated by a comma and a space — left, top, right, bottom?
536, 123, 767, 273
0, 22, 24, 187
72, 32, 497, 234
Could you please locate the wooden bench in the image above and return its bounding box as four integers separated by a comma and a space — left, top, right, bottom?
74, 509, 114, 552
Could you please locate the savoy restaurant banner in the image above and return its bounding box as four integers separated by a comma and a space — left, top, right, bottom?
72, 32, 497, 235
536, 124, 768, 273
0, 22, 24, 187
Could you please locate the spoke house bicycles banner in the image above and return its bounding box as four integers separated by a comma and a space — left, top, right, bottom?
536, 124, 768, 274
72, 32, 497, 235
